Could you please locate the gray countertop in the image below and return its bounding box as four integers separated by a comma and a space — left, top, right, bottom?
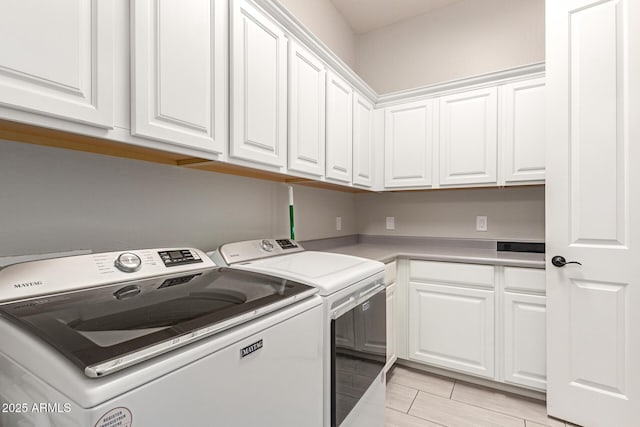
301, 235, 546, 269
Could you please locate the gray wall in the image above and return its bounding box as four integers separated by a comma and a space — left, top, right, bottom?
0, 140, 357, 257
278, 0, 356, 68
355, 0, 545, 93
356, 187, 545, 241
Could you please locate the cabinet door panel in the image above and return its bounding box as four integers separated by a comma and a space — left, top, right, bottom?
504, 266, 546, 293
501, 78, 546, 183
0, 0, 113, 127
132, 0, 226, 153
353, 94, 374, 187
384, 100, 434, 188
410, 260, 494, 289
231, 0, 287, 167
326, 71, 353, 183
439, 88, 497, 185
504, 292, 546, 390
288, 41, 325, 176
385, 283, 397, 371
409, 282, 494, 378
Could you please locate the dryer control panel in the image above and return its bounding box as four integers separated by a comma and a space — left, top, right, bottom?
216, 239, 304, 265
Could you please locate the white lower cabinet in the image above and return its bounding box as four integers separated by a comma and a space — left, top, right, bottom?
409, 282, 495, 378
504, 292, 547, 390
502, 266, 547, 391
385, 282, 397, 372
401, 260, 546, 391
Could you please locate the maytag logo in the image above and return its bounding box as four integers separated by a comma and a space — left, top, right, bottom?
13, 280, 44, 289
240, 339, 263, 358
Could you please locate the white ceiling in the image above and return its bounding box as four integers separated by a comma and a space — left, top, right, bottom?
331, 0, 464, 34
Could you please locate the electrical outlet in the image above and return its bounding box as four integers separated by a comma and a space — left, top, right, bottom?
386, 217, 395, 230
476, 215, 488, 232
336, 216, 342, 231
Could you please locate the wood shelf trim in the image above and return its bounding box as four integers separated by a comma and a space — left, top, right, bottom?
0, 119, 367, 193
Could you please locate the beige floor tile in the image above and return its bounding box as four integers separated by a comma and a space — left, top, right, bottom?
386, 407, 444, 427
386, 382, 419, 413
451, 382, 563, 427
409, 391, 525, 427
388, 366, 455, 398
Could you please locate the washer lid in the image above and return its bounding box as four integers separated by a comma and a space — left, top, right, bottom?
235, 251, 384, 296
0, 266, 316, 377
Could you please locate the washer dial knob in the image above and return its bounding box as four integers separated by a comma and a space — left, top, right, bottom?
115, 252, 142, 273
260, 239, 275, 252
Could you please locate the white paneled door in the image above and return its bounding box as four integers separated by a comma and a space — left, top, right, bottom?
438, 87, 498, 186
0, 0, 114, 127
325, 70, 353, 183
288, 41, 325, 176
132, 0, 226, 153
230, 0, 287, 168
546, 0, 640, 426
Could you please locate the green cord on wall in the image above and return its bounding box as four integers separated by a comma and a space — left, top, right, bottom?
289, 204, 295, 240
288, 186, 295, 240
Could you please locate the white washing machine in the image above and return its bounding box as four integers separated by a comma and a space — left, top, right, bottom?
0, 247, 324, 427
212, 239, 386, 427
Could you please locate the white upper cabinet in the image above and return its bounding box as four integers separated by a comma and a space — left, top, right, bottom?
384, 100, 434, 188
500, 78, 546, 184
352, 93, 375, 187
0, 1, 114, 128
438, 87, 498, 186
325, 70, 353, 183
230, 0, 287, 168
288, 41, 326, 176
132, 0, 226, 154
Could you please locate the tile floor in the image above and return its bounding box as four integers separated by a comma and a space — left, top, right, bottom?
385, 366, 578, 427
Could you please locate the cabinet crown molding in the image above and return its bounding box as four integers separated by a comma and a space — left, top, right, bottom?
251, 0, 377, 102
377, 62, 546, 108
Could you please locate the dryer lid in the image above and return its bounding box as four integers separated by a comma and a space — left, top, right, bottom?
234, 251, 384, 296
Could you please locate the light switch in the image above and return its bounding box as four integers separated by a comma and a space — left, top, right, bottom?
336, 217, 342, 231
386, 217, 395, 230
476, 215, 488, 232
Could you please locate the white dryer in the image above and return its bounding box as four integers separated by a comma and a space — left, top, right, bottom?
212, 239, 386, 427
0, 247, 324, 427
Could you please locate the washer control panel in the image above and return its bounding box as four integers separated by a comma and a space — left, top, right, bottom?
158, 249, 203, 267
114, 253, 142, 273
